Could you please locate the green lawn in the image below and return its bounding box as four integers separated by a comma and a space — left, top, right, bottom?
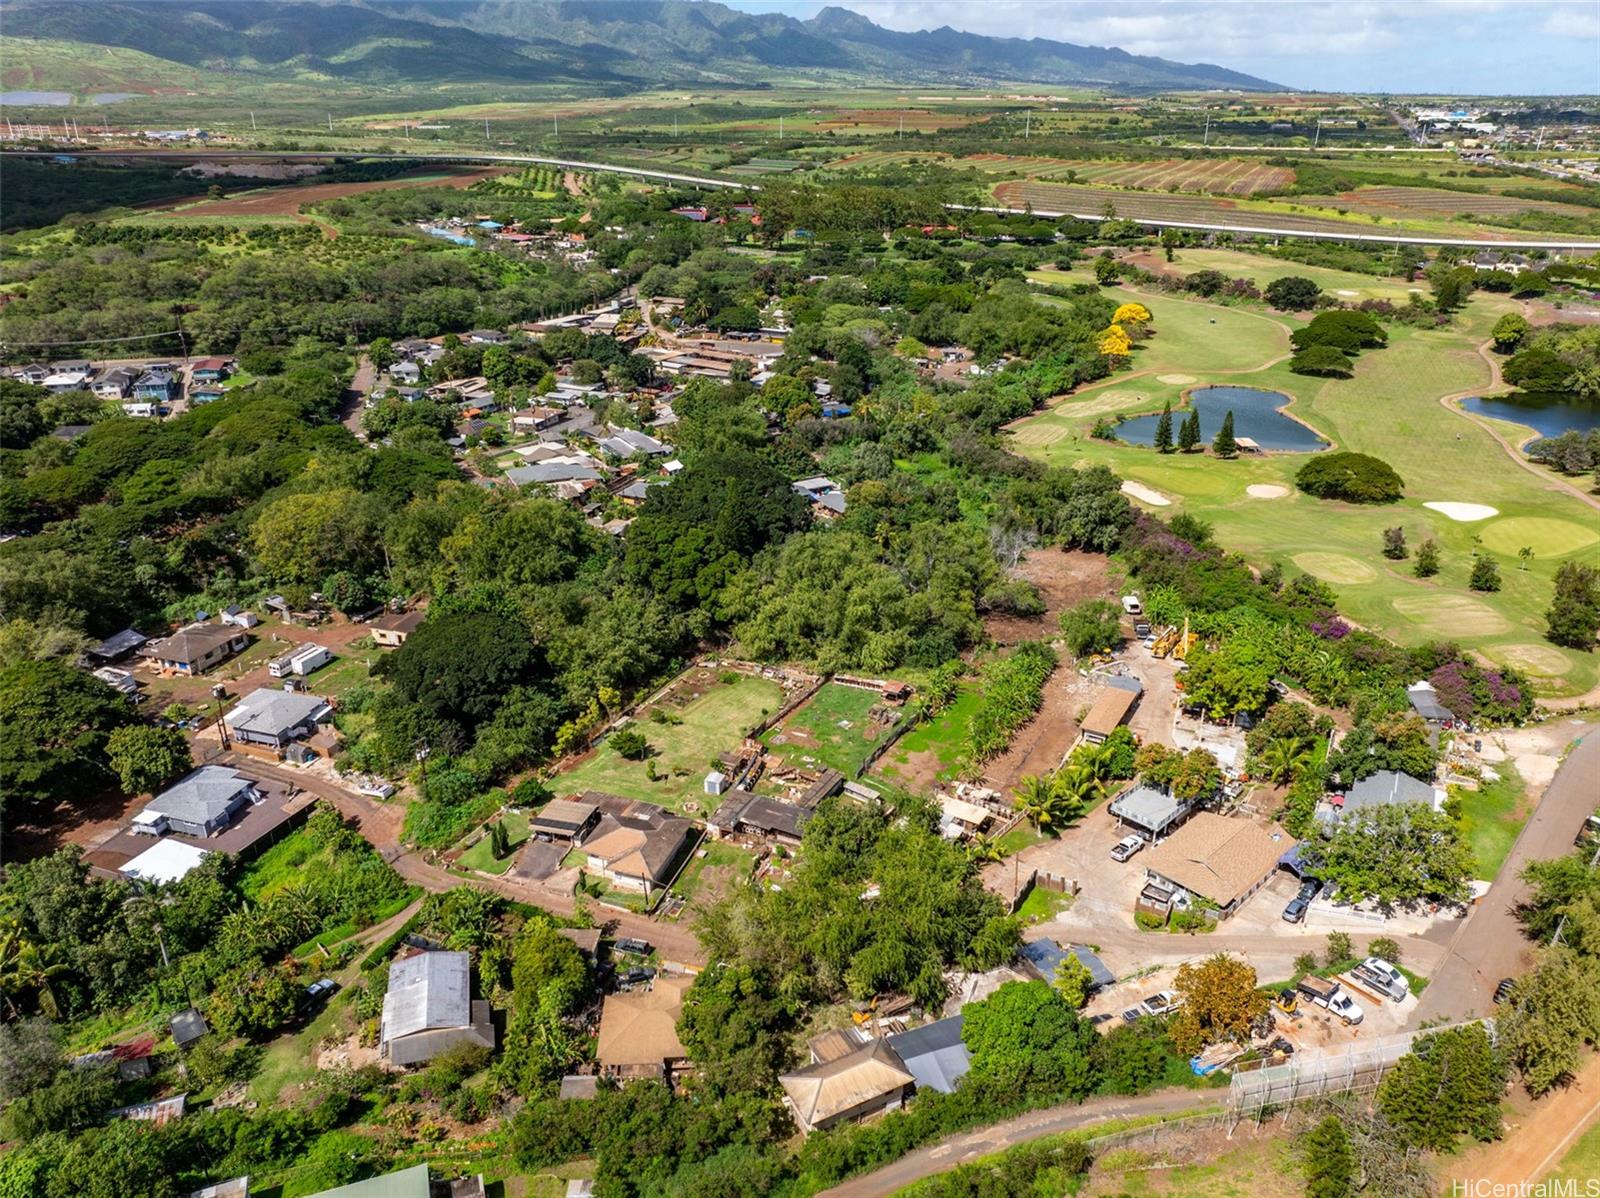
1016, 885, 1074, 922
550, 673, 785, 814
1455, 766, 1531, 881
1147, 247, 1424, 305
454, 809, 531, 875
875, 685, 982, 786
671, 839, 755, 903
762, 682, 889, 776
1012, 281, 1600, 698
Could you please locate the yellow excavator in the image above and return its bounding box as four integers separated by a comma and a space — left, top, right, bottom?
1151, 617, 1200, 660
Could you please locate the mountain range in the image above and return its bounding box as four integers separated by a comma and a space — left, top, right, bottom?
0, 0, 1286, 92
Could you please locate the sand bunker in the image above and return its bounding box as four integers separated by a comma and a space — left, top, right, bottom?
1121, 480, 1172, 507
1157, 374, 1196, 385
1424, 502, 1499, 522
1336, 289, 1360, 297
1246, 484, 1290, 499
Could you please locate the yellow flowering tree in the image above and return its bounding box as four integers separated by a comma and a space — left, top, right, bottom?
1113, 301, 1152, 327
1097, 324, 1133, 358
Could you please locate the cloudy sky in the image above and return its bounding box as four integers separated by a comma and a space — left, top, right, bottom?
724, 0, 1600, 93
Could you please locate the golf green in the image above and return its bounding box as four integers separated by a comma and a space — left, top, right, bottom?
1477, 516, 1600, 558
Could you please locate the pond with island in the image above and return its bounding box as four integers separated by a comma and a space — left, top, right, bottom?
1116, 385, 1328, 452
1461, 393, 1600, 440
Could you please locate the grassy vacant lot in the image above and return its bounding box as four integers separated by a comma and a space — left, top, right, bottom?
455, 809, 531, 875
874, 684, 982, 788
550, 673, 784, 813
761, 681, 888, 776
1013, 278, 1600, 698
672, 840, 755, 905
1455, 766, 1531, 880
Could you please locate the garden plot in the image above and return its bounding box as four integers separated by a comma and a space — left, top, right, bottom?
759, 681, 901, 781
548, 667, 789, 815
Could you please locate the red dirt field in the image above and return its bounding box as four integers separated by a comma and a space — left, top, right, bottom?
148, 167, 510, 219
817, 108, 980, 132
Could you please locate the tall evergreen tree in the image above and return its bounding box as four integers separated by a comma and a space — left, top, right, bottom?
1213, 410, 1238, 458
1154, 401, 1174, 454
1301, 1115, 1355, 1198
1177, 407, 1200, 453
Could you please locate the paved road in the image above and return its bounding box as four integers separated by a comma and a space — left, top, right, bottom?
816, 1089, 1221, 1198
13, 148, 1599, 249
223, 754, 708, 966
1413, 730, 1600, 1025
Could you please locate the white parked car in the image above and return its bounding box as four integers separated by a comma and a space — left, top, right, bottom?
1110, 834, 1145, 862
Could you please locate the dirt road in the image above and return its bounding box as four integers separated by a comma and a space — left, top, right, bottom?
1413, 730, 1600, 1025
223, 755, 707, 966
1444, 1054, 1600, 1191
816, 1089, 1222, 1198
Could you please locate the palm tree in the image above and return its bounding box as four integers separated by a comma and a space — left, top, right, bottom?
0, 919, 68, 1020
1050, 764, 1106, 823
1012, 774, 1065, 831
966, 834, 1004, 866
1260, 735, 1313, 785
1075, 742, 1119, 785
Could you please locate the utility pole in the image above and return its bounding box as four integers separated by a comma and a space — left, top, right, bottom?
327, 112, 333, 134
1536, 127, 1545, 151
1314, 118, 1322, 149
484, 117, 490, 144
898, 112, 903, 140
250, 110, 257, 132
1024, 111, 1030, 139
1203, 113, 1210, 146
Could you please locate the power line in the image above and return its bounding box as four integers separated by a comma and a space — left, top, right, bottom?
1, 328, 185, 349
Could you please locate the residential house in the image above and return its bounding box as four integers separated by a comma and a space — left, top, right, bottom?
595, 974, 693, 1082
390, 361, 423, 385
511, 405, 562, 433
189, 1179, 251, 1198
189, 357, 232, 384
529, 798, 600, 843
466, 329, 509, 344
132, 766, 259, 838
593, 427, 668, 459
50, 423, 92, 441
379, 951, 496, 1068
11, 363, 49, 386
42, 365, 95, 393
779, 1036, 916, 1136
188, 385, 226, 405
793, 475, 847, 518
885, 1016, 972, 1096
132, 369, 178, 403
1140, 813, 1295, 919
582, 806, 696, 898
142, 623, 249, 675
224, 688, 333, 751
371, 609, 425, 647
1316, 769, 1445, 828
503, 461, 604, 490
708, 790, 812, 847
121, 401, 159, 418
1018, 940, 1115, 993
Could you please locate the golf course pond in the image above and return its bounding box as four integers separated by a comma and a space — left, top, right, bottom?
1117, 385, 1328, 452
1461, 393, 1600, 439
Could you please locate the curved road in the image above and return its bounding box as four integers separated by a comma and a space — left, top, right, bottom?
223, 754, 707, 965
11, 148, 1600, 250
817, 1090, 1222, 1198
1413, 730, 1600, 1025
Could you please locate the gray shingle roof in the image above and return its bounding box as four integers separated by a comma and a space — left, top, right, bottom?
142, 766, 254, 827
382, 951, 472, 1043
1342, 770, 1437, 814
505, 462, 603, 486
223, 688, 331, 740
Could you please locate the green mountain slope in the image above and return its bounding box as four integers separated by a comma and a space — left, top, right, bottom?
2, 0, 1287, 92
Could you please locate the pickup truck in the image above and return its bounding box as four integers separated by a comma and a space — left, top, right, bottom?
1296, 975, 1364, 1025
1122, 989, 1180, 1022
1351, 957, 1409, 1003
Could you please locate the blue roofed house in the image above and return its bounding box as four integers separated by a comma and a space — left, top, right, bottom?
133, 369, 178, 403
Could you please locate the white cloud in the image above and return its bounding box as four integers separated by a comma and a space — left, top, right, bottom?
1541, 3, 1600, 37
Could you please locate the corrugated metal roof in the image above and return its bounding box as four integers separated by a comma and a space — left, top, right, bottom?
382, 951, 472, 1043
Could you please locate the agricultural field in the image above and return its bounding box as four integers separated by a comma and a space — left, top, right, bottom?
874, 684, 983, 790
963, 154, 1294, 195
131, 167, 507, 223
993, 179, 1600, 243
547, 669, 786, 815
760, 680, 900, 778
1011, 274, 1600, 698
827, 149, 951, 170
1296, 184, 1600, 220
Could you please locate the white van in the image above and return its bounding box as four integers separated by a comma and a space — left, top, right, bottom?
1120, 595, 1143, 616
